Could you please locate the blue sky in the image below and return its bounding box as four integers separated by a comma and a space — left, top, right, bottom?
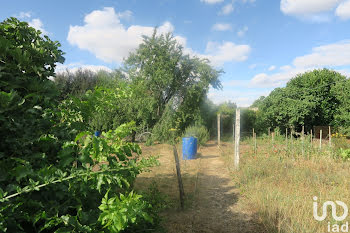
2, 0, 350, 106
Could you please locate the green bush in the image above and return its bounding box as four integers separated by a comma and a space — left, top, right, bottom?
183, 124, 210, 146
0, 17, 162, 233
338, 148, 350, 161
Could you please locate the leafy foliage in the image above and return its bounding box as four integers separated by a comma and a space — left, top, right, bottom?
1, 122, 159, 232
253, 69, 349, 133
332, 76, 350, 135
0, 17, 65, 158
55, 69, 123, 100
338, 148, 350, 161
98, 191, 153, 232
0, 17, 161, 233
240, 108, 257, 135
183, 124, 210, 146
124, 31, 222, 142
58, 85, 132, 132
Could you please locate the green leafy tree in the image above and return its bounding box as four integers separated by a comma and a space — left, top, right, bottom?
0, 18, 161, 233
58, 85, 132, 133
332, 78, 350, 135
251, 96, 265, 108
54, 69, 122, 99
254, 69, 347, 133
241, 108, 257, 135
124, 31, 222, 141
0, 17, 64, 158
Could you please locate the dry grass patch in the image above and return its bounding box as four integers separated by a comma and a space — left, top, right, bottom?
222, 138, 350, 233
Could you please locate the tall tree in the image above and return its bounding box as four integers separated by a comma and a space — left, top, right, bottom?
124, 31, 222, 140
0, 17, 65, 157
332, 77, 350, 134
254, 69, 347, 132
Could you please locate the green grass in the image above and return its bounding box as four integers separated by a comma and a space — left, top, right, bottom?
222, 136, 350, 233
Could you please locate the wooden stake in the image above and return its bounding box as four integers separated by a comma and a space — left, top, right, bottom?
285, 128, 288, 151
252, 128, 255, 154
234, 108, 240, 170
302, 126, 304, 139
319, 129, 322, 150
302, 126, 304, 157
173, 145, 184, 209
254, 132, 257, 155
217, 113, 221, 146
310, 129, 313, 144
285, 128, 288, 141
329, 126, 331, 147
310, 129, 313, 159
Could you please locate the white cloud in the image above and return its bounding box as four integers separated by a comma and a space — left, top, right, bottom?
280, 0, 342, 15
15, 11, 48, 34
237, 26, 248, 37
200, 0, 224, 4
117, 10, 133, 20
181, 40, 250, 67
268, 65, 276, 71
220, 3, 234, 15
336, 0, 350, 19
251, 68, 309, 88
250, 40, 350, 88
67, 7, 174, 63
28, 18, 48, 34
204, 41, 251, 66
212, 23, 232, 31
249, 64, 257, 69
17, 11, 31, 19
158, 21, 175, 33
280, 0, 350, 21
251, 65, 350, 88
68, 7, 251, 67
56, 63, 112, 73
293, 40, 350, 68
218, 0, 255, 15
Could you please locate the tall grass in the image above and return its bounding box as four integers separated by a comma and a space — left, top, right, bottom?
224, 135, 350, 233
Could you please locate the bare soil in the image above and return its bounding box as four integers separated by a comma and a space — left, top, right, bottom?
134, 141, 266, 233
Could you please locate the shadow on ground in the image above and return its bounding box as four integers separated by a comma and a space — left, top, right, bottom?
135, 173, 266, 233
135, 142, 267, 233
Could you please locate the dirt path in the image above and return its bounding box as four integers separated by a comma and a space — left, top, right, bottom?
135, 142, 265, 233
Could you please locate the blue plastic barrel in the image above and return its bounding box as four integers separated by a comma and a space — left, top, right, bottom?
94, 131, 101, 137
182, 137, 197, 160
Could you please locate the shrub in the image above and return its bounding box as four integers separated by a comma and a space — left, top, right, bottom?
338, 148, 350, 160
0, 123, 160, 232
0, 17, 162, 233
183, 124, 210, 146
